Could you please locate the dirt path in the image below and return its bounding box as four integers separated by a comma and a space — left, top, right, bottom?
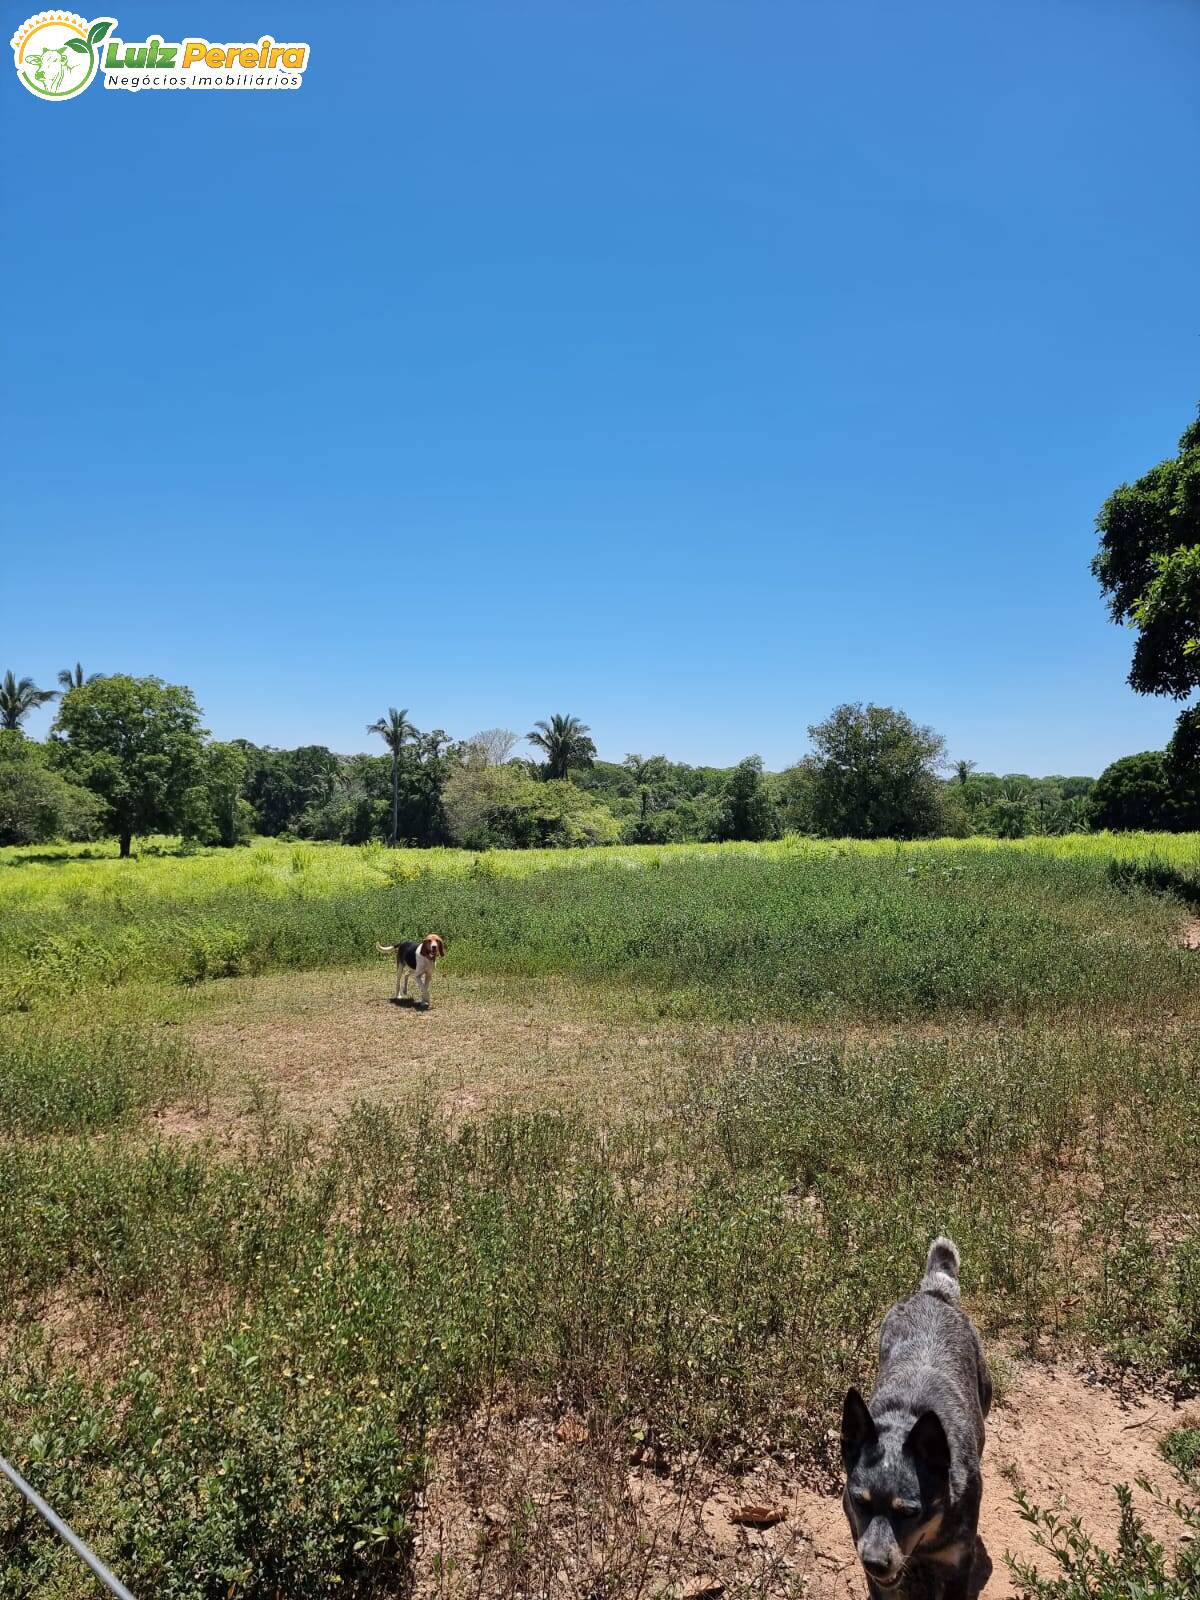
411, 1366, 1193, 1600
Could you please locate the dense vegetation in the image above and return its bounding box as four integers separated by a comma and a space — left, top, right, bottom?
0, 833, 1194, 1020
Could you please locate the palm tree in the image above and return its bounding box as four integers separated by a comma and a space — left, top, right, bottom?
623, 753, 665, 818
953, 759, 977, 786
368, 706, 416, 845
0, 671, 56, 731
527, 714, 596, 780
58, 662, 102, 691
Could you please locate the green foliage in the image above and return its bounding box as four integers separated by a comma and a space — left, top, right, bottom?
1094, 407, 1200, 704
0, 1019, 204, 1135
1009, 1483, 1200, 1600
0, 835, 1192, 1021
181, 741, 254, 847
716, 755, 779, 841
56, 663, 102, 691
50, 676, 209, 855
795, 703, 948, 839
953, 773, 1095, 838
367, 706, 416, 845
1160, 1425, 1200, 1481
0, 733, 103, 845
443, 761, 619, 848
240, 742, 341, 835
1090, 751, 1200, 832
1106, 855, 1200, 908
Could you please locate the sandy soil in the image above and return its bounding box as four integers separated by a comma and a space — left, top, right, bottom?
411, 1366, 1194, 1600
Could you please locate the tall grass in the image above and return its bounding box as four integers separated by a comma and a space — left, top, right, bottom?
1, 838, 1194, 1020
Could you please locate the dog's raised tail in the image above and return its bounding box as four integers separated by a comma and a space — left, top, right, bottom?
920, 1236, 961, 1302
376, 943, 398, 954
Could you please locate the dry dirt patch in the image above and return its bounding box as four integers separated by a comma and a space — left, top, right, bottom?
411, 1366, 1191, 1600
177, 968, 692, 1133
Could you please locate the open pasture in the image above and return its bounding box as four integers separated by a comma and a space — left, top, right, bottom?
1, 836, 1198, 1598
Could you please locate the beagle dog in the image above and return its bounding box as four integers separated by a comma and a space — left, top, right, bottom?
377, 934, 445, 1007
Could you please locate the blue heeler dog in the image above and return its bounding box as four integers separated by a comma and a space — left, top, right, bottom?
841, 1238, 992, 1600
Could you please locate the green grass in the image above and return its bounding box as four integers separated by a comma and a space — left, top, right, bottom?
0, 1019, 205, 1135
1, 834, 1196, 1020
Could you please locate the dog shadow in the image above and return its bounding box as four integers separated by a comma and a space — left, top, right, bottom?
968, 1537, 993, 1597
388, 996, 429, 1012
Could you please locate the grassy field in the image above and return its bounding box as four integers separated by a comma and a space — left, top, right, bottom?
1, 836, 1198, 1598
3, 832, 1199, 1018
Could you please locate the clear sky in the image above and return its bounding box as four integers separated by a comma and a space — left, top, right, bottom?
3, 0, 1198, 774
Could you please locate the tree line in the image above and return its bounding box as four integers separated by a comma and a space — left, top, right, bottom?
0, 672, 1174, 852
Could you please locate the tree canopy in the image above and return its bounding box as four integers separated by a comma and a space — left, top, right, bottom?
0, 671, 56, 731
794, 703, 948, 840
1093, 409, 1200, 721
527, 714, 596, 780
1089, 750, 1200, 832
50, 675, 209, 856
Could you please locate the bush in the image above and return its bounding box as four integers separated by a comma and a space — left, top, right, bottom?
1009, 1483, 1200, 1600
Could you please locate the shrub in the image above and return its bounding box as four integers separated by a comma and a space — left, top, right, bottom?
1009, 1483, 1200, 1600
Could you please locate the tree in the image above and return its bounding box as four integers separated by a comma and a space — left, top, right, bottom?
240, 743, 339, 835
0, 671, 56, 731
952, 759, 976, 786
717, 755, 779, 841
180, 741, 253, 847
0, 732, 103, 846
797, 703, 948, 839
50, 675, 208, 856
443, 762, 618, 849
1093, 409, 1200, 746
58, 663, 102, 691
367, 707, 415, 846
527, 714, 596, 780
622, 753, 668, 818
463, 728, 519, 767
1088, 750, 1200, 832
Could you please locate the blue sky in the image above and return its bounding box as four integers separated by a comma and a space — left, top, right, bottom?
3, 0, 1198, 774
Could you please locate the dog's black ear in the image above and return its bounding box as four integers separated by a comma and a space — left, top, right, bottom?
904, 1409, 951, 1477
841, 1387, 876, 1467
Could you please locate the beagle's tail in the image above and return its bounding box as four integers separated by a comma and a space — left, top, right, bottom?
376, 943, 399, 954
920, 1236, 961, 1302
